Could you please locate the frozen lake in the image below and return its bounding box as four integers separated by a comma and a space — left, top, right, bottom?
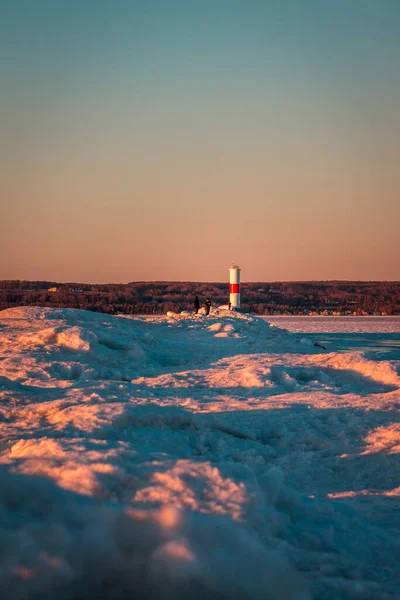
265, 316, 400, 360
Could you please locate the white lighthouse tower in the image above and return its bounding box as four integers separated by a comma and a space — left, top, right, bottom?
229, 263, 241, 309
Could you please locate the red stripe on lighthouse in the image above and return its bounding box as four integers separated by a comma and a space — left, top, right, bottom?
230, 284, 240, 293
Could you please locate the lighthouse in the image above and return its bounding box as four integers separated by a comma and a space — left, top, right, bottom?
229, 264, 241, 309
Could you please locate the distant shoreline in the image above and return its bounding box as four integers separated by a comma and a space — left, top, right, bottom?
1, 280, 399, 316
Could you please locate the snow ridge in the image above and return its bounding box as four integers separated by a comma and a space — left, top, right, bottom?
0, 306, 399, 599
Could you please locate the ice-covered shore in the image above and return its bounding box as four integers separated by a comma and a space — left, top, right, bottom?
0, 306, 399, 599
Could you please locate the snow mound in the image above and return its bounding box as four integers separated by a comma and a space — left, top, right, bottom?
0, 306, 399, 599
134, 459, 249, 521
56, 327, 97, 351
361, 424, 400, 455
0, 468, 309, 600
20, 326, 59, 346
322, 352, 400, 387
20, 326, 97, 351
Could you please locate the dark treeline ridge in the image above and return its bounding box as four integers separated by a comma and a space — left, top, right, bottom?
0, 280, 399, 316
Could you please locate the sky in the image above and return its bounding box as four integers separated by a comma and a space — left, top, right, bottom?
1, 0, 399, 283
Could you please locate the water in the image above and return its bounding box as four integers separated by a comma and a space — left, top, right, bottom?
264, 316, 400, 360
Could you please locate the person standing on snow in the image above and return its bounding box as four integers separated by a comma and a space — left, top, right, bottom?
204, 298, 211, 316
194, 295, 200, 314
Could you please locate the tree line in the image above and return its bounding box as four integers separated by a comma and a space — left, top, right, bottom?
0, 280, 399, 315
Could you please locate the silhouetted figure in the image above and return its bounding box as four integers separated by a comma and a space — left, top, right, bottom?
228, 301, 231, 311
204, 298, 211, 316
194, 295, 200, 314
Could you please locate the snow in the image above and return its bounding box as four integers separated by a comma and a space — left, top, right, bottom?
266, 316, 400, 362
266, 316, 400, 335
0, 306, 399, 599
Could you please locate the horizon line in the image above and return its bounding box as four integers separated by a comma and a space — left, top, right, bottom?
1, 278, 399, 286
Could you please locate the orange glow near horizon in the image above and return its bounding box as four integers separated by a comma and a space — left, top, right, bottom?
1, 2, 399, 282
